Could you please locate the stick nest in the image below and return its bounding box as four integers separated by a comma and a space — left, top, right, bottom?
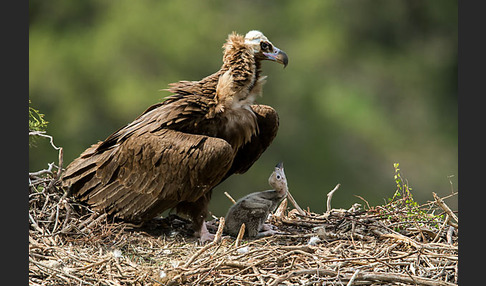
29, 134, 458, 285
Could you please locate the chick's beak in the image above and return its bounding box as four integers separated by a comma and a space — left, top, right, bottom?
263, 48, 288, 67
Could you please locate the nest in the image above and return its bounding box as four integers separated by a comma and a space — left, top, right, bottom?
29, 133, 458, 285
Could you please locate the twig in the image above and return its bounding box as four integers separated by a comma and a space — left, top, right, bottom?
29, 213, 44, 234
354, 194, 371, 210
252, 265, 266, 285
431, 214, 450, 243
29, 131, 64, 194
56, 147, 64, 179
221, 261, 250, 269
433, 192, 458, 228
73, 257, 112, 271
286, 189, 305, 215
356, 270, 457, 286
379, 232, 421, 249
77, 212, 99, 230
271, 268, 456, 286
224, 191, 236, 204
346, 269, 360, 286
214, 217, 225, 242
420, 192, 458, 208
273, 197, 287, 218
326, 183, 341, 212
51, 203, 61, 234
81, 213, 108, 233
29, 163, 56, 177
235, 223, 245, 247
60, 199, 72, 233
269, 268, 338, 286
183, 217, 225, 268
29, 131, 61, 150
30, 257, 95, 286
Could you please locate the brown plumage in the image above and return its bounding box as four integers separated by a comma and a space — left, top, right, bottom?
61, 30, 288, 242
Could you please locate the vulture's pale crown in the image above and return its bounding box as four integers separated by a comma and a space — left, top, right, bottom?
244, 30, 288, 67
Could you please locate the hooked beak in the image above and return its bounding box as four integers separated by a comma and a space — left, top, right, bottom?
263, 48, 288, 67
275, 162, 284, 169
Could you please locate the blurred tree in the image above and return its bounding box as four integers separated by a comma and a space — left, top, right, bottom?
29, 0, 457, 215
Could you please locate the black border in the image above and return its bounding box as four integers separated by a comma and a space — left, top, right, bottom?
457, 1, 483, 285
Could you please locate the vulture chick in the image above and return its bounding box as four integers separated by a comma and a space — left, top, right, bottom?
224, 162, 288, 238
61, 30, 288, 242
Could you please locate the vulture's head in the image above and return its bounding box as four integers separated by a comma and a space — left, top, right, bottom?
244, 30, 288, 67
269, 162, 288, 196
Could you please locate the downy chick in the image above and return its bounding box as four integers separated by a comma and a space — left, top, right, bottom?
224, 162, 288, 238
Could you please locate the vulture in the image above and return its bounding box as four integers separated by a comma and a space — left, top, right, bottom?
224, 162, 288, 238
61, 30, 288, 242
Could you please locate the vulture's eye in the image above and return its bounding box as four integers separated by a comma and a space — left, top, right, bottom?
276, 175, 281, 180
260, 41, 272, 51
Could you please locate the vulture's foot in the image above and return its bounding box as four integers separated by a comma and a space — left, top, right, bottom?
257, 223, 281, 237
261, 223, 277, 231
197, 221, 215, 243
256, 229, 279, 238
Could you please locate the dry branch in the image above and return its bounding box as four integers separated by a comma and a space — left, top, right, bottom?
326, 183, 341, 212
433, 192, 458, 228
273, 197, 287, 219
224, 191, 237, 204
183, 217, 225, 268
235, 223, 245, 247
286, 188, 305, 215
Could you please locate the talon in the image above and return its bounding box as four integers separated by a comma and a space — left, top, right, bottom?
197, 221, 215, 243
261, 223, 276, 231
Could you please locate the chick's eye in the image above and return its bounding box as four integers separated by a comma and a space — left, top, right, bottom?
260, 41, 271, 51
276, 175, 281, 180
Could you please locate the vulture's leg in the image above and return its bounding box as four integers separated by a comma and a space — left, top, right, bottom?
223, 104, 279, 178
176, 192, 215, 243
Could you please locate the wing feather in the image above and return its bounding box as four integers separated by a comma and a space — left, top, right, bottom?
64, 125, 234, 222
222, 104, 279, 178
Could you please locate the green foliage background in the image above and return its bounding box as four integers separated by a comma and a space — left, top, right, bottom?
29, 0, 457, 215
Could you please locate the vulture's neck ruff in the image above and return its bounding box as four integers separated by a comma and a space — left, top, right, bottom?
213, 33, 268, 150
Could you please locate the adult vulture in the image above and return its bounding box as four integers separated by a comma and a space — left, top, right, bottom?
61, 30, 288, 242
